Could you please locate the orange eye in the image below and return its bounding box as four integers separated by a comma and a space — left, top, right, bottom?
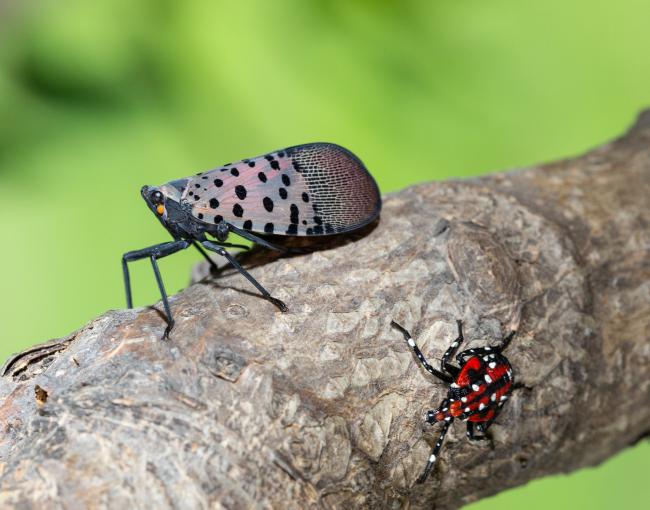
156, 204, 165, 215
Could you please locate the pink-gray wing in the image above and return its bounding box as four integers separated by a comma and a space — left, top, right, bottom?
181, 142, 381, 236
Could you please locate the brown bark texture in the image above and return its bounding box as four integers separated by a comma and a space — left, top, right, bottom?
1, 112, 649, 510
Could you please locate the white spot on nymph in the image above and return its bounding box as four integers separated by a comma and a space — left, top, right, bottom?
452, 342, 458, 348
491, 393, 496, 401
490, 354, 495, 359
479, 403, 486, 410
485, 347, 491, 351
461, 396, 468, 403
464, 407, 471, 413
449, 398, 455, 402
489, 362, 497, 369
507, 369, 513, 376
500, 395, 508, 401
407, 338, 416, 347
484, 374, 493, 383
445, 416, 452, 421
450, 383, 459, 388
442, 407, 448, 412
483, 356, 489, 362
472, 384, 480, 391
429, 454, 437, 462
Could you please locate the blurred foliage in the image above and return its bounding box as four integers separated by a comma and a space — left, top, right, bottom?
0, 1, 648, 508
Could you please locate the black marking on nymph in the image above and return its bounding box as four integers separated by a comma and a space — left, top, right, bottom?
290, 204, 299, 225
214, 215, 223, 223
286, 224, 298, 235
258, 172, 267, 183
231, 168, 239, 177
243, 219, 253, 230
209, 198, 219, 209
263, 197, 274, 212
235, 185, 247, 200
264, 222, 274, 233
270, 160, 280, 170
214, 178, 223, 187
302, 192, 309, 203
279, 188, 288, 199
233, 204, 244, 217
282, 174, 291, 186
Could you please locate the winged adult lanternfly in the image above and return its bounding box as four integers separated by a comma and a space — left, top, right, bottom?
122, 142, 381, 337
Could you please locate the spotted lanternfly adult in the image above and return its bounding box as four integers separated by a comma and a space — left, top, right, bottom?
390, 320, 516, 483
122, 143, 381, 337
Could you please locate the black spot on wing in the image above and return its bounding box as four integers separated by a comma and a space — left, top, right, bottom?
279, 188, 287, 199
243, 219, 253, 230
263, 197, 274, 212
233, 204, 244, 217
264, 222, 274, 234
209, 198, 219, 209
286, 224, 298, 235
235, 185, 247, 200
290, 204, 299, 225
258, 172, 267, 183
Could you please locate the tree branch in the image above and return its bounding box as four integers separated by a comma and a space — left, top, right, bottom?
1, 112, 649, 509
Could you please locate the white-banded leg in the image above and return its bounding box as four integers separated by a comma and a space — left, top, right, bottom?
440, 320, 463, 377
390, 321, 453, 383
417, 420, 452, 484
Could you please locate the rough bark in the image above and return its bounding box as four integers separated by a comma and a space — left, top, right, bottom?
1, 112, 649, 510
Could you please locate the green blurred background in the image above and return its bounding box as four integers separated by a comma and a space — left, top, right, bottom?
0, 0, 647, 507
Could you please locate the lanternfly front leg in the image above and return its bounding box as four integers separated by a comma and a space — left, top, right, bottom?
417, 420, 452, 484
122, 240, 190, 338
440, 320, 464, 377
390, 321, 454, 384
201, 240, 288, 312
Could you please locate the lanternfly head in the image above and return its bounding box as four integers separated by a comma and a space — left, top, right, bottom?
141, 180, 187, 223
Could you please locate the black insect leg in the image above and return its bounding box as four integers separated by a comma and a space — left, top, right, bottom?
227, 225, 289, 253
390, 321, 453, 383
149, 255, 174, 339
440, 320, 463, 377
201, 241, 288, 312
466, 422, 490, 441
193, 241, 251, 274
497, 330, 517, 352
122, 240, 190, 309
417, 420, 452, 484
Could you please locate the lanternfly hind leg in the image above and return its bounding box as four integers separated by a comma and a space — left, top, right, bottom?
417, 420, 452, 484
441, 320, 463, 377
149, 255, 173, 339
228, 224, 308, 255
390, 321, 453, 384
201, 241, 288, 311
